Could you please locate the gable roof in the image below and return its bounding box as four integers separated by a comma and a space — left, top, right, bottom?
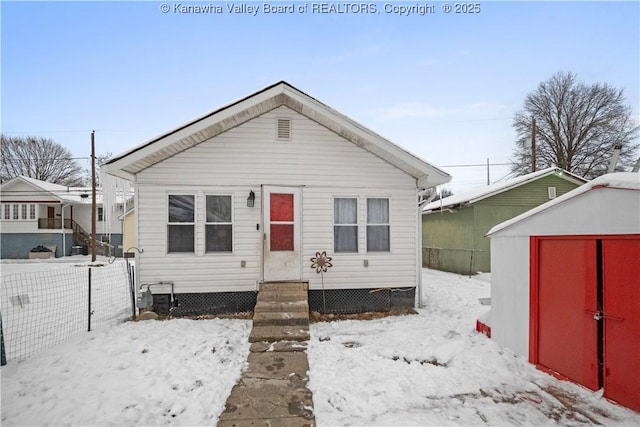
103, 81, 451, 188
422, 167, 585, 213
486, 172, 640, 236
0, 176, 100, 204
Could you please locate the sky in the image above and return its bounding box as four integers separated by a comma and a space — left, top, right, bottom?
1, 0, 639, 192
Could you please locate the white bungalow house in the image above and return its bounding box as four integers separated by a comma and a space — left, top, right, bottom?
485, 172, 640, 412
0, 176, 126, 258
102, 81, 451, 315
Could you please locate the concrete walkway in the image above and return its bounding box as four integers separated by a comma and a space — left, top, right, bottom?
218, 282, 315, 427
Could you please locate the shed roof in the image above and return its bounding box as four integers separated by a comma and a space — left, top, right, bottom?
422, 167, 585, 212
486, 172, 640, 236
102, 81, 451, 188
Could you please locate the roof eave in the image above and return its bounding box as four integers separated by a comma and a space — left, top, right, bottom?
103, 81, 450, 187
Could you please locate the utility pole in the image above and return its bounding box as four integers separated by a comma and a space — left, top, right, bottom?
91, 130, 97, 262
531, 117, 537, 173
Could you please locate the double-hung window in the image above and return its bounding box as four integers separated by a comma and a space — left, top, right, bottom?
167, 195, 195, 253
206, 195, 232, 252
4, 204, 11, 220
29, 204, 36, 220
334, 198, 358, 253
12, 204, 18, 220
21, 204, 27, 220
97, 207, 104, 222
367, 198, 390, 252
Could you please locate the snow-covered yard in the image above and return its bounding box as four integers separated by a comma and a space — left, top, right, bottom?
1, 260, 638, 426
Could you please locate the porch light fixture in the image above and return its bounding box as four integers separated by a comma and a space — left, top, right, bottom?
247, 190, 255, 207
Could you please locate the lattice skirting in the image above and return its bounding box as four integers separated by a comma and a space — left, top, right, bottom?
151, 287, 415, 316
152, 291, 257, 316
308, 287, 415, 313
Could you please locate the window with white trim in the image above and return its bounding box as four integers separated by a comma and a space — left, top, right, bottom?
12, 204, 18, 220
3, 204, 10, 220
29, 204, 36, 220
98, 207, 104, 222
334, 198, 358, 253
366, 198, 390, 252
21, 204, 27, 220
167, 194, 195, 253
205, 195, 233, 252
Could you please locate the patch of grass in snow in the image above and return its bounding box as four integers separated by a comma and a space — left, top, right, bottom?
310, 307, 417, 322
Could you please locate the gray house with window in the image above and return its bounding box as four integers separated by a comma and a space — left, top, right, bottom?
0, 176, 125, 258
103, 81, 450, 314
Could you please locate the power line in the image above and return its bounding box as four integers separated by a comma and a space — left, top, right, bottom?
1, 157, 90, 161
439, 162, 512, 168
2, 129, 151, 134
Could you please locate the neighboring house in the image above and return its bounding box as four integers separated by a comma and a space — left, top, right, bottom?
120, 197, 136, 257
486, 172, 640, 412
421, 167, 585, 274
102, 81, 451, 315
0, 176, 125, 258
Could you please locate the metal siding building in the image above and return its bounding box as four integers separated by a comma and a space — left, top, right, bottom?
422, 169, 584, 274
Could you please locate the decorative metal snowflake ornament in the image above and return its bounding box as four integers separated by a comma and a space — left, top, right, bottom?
310, 251, 333, 273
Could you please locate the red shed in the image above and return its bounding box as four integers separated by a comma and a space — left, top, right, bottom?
487, 172, 640, 412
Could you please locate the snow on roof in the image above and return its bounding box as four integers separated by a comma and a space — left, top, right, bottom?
2, 176, 104, 204
487, 172, 640, 236
422, 167, 585, 213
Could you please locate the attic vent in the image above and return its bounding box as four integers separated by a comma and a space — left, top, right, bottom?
548, 186, 557, 199
276, 118, 291, 141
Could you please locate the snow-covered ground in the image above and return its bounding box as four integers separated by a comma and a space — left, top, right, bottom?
1, 261, 639, 426
1, 256, 132, 360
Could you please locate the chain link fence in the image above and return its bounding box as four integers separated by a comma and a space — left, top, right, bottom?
423, 246, 490, 276
0, 261, 134, 363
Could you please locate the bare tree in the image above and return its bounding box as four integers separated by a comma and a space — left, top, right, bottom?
511, 72, 639, 179
1, 135, 87, 185
85, 152, 113, 187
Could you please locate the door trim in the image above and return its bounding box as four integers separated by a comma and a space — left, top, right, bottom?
261, 185, 303, 282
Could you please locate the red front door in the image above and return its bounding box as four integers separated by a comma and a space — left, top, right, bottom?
602, 239, 640, 412
262, 186, 301, 282
536, 238, 599, 390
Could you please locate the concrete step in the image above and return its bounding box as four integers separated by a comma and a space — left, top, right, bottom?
249, 325, 310, 343
256, 293, 308, 304
249, 340, 308, 353
253, 311, 309, 327
259, 282, 308, 292
254, 300, 309, 315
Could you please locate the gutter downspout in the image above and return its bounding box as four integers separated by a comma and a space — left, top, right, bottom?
416, 187, 437, 308
416, 195, 423, 308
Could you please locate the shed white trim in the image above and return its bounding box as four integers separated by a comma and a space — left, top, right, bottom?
487, 172, 640, 236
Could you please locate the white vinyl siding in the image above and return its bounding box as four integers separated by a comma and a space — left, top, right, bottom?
135, 107, 419, 293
